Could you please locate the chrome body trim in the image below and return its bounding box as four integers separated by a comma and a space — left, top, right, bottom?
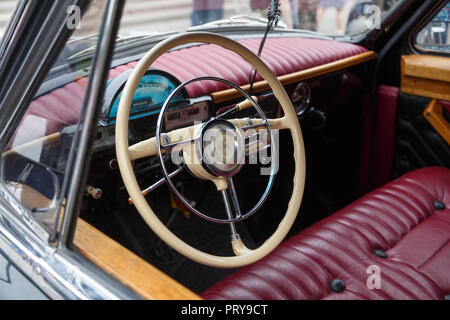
0, 196, 138, 299
0, 0, 141, 299
0, 0, 34, 75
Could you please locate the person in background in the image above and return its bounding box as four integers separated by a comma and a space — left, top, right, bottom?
291, 0, 300, 29
191, 0, 225, 26
297, 0, 319, 30
250, 0, 271, 10
317, 0, 346, 33
250, 0, 296, 29
279, 0, 294, 29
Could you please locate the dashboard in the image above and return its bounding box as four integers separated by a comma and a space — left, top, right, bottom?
44, 36, 369, 162
91, 69, 212, 152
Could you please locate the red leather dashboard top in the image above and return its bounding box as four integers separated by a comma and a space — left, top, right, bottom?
109, 37, 368, 97
19, 37, 367, 139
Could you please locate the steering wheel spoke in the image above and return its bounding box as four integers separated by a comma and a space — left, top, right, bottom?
128, 124, 201, 160
216, 95, 259, 119
128, 167, 183, 205
220, 189, 239, 240
220, 180, 254, 257
227, 177, 242, 220
160, 138, 197, 150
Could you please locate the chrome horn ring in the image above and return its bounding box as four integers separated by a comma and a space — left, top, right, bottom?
155, 76, 278, 224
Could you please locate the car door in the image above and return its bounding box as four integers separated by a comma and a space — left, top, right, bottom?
393, 1, 450, 178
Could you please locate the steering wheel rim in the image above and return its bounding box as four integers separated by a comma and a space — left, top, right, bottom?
115, 32, 306, 268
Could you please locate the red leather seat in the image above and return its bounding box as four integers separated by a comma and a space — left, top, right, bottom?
202, 167, 450, 300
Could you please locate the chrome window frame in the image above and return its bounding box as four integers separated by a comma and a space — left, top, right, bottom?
0, 0, 92, 245
0, 0, 35, 75
0, 0, 116, 245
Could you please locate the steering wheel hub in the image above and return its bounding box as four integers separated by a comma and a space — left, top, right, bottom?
196, 119, 245, 177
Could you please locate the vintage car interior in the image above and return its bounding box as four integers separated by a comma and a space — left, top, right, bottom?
0, 0, 449, 300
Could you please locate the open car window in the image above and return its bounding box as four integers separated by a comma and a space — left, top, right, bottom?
0, 1, 107, 240
414, 1, 450, 54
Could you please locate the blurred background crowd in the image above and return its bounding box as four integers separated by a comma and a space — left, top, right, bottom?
189, 0, 400, 34
0, 0, 401, 37
191, 0, 355, 34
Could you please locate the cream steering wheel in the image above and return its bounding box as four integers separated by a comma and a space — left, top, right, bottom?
115, 32, 306, 268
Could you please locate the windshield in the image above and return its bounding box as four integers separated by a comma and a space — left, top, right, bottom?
113, 0, 404, 36
9, 0, 405, 72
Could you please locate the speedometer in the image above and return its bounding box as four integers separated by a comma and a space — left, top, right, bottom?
101, 69, 187, 125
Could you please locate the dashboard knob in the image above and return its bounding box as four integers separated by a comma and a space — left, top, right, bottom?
87, 185, 102, 200
108, 158, 118, 170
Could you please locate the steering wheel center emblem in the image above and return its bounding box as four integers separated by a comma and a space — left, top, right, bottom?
197, 119, 245, 177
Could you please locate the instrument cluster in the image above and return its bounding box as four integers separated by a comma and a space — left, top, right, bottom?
92, 69, 212, 152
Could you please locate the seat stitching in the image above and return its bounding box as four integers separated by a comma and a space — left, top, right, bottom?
307, 232, 421, 299
275, 253, 327, 290
417, 239, 450, 270
352, 202, 403, 239
334, 217, 388, 248
403, 176, 438, 200
238, 270, 287, 299
219, 278, 264, 300
369, 193, 418, 229
343, 208, 399, 244
377, 187, 429, 222
256, 261, 311, 299
288, 239, 389, 299
283, 241, 334, 278
387, 184, 432, 219
267, 253, 327, 298
318, 225, 372, 257
315, 225, 441, 299
389, 180, 435, 217
376, 259, 441, 298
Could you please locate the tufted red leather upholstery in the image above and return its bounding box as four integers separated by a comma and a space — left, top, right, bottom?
109, 37, 367, 98
201, 167, 450, 300
11, 37, 367, 144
